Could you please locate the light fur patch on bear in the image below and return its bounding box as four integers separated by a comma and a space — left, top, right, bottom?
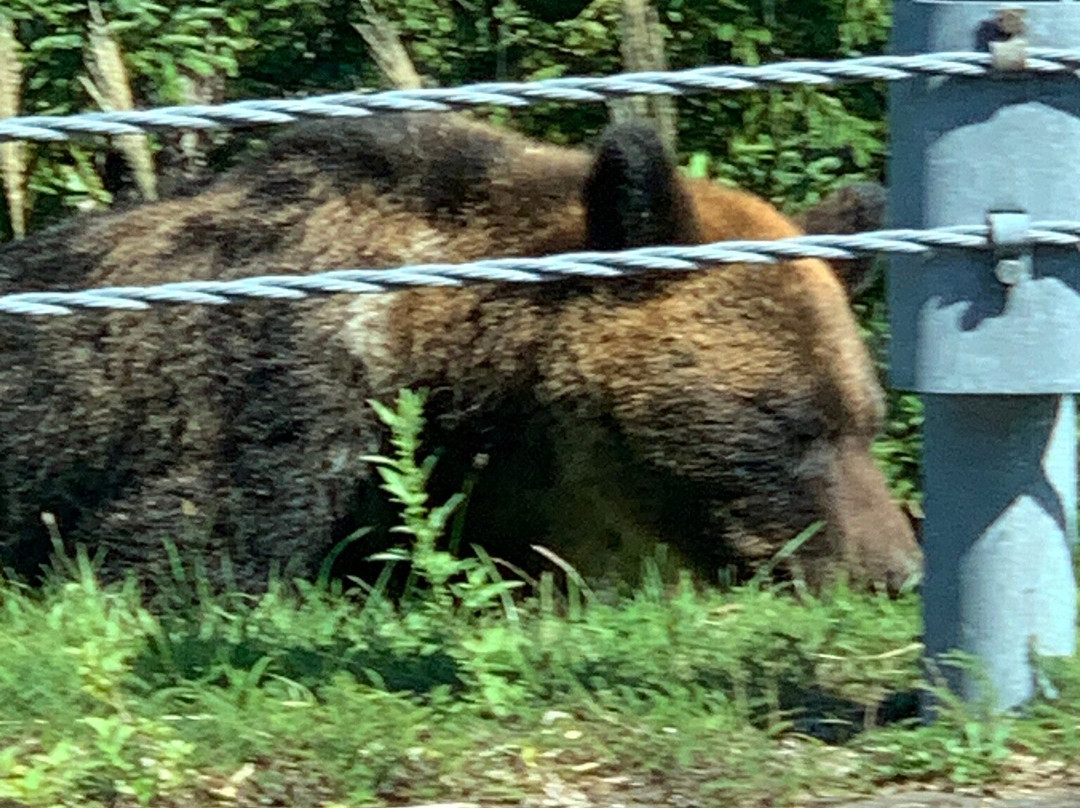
336, 214, 454, 393
341, 293, 402, 393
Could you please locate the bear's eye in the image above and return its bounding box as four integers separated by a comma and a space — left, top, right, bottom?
791, 418, 828, 448
749, 392, 827, 446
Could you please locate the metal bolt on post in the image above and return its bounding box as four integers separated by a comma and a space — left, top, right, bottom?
889, 1, 1080, 712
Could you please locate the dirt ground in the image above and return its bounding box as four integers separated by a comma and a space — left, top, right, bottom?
821, 791, 1080, 808
129, 779, 1080, 808
489, 771, 1080, 808
436, 777, 1080, 808
443, 788, 1080, 808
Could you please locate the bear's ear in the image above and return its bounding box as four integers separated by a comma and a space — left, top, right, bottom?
583, 123, 699, 250
798, 182, 887, 297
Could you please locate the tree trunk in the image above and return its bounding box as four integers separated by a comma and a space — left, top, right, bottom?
610, 0, 677, 153
354, 0, 426, 89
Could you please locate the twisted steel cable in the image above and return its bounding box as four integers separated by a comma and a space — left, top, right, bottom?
3, 50, 1080, 143
2, 222, 1077, 316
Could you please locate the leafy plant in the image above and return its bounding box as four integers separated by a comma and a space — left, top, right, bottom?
364, 388, 524, 616
860, 657, 1018, 786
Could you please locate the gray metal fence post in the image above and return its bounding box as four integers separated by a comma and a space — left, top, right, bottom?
889, 1, 1080, 711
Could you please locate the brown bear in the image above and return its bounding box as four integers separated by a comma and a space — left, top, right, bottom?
0, 113, 920, 593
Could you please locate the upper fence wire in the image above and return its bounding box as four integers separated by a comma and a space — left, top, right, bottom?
4, 49, 1080, 143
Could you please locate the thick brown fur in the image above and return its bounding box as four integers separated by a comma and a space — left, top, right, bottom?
0, 114, 920, 592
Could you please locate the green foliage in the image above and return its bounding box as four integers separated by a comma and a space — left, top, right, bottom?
0, 512, 1075, 805
0, 394, 1074, 805
363, 388, 524, 616
353, 0, 891, 205
1, 0, 893, 223
854, 273, 923, 516
858, 656, 1017, 787
0, 550, 196, 806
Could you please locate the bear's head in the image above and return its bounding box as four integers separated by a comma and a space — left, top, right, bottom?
355, 118, 921, 593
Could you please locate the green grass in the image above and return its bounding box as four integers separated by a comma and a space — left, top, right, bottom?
2, 548, 1079, 808
0, 389, 1077, 808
